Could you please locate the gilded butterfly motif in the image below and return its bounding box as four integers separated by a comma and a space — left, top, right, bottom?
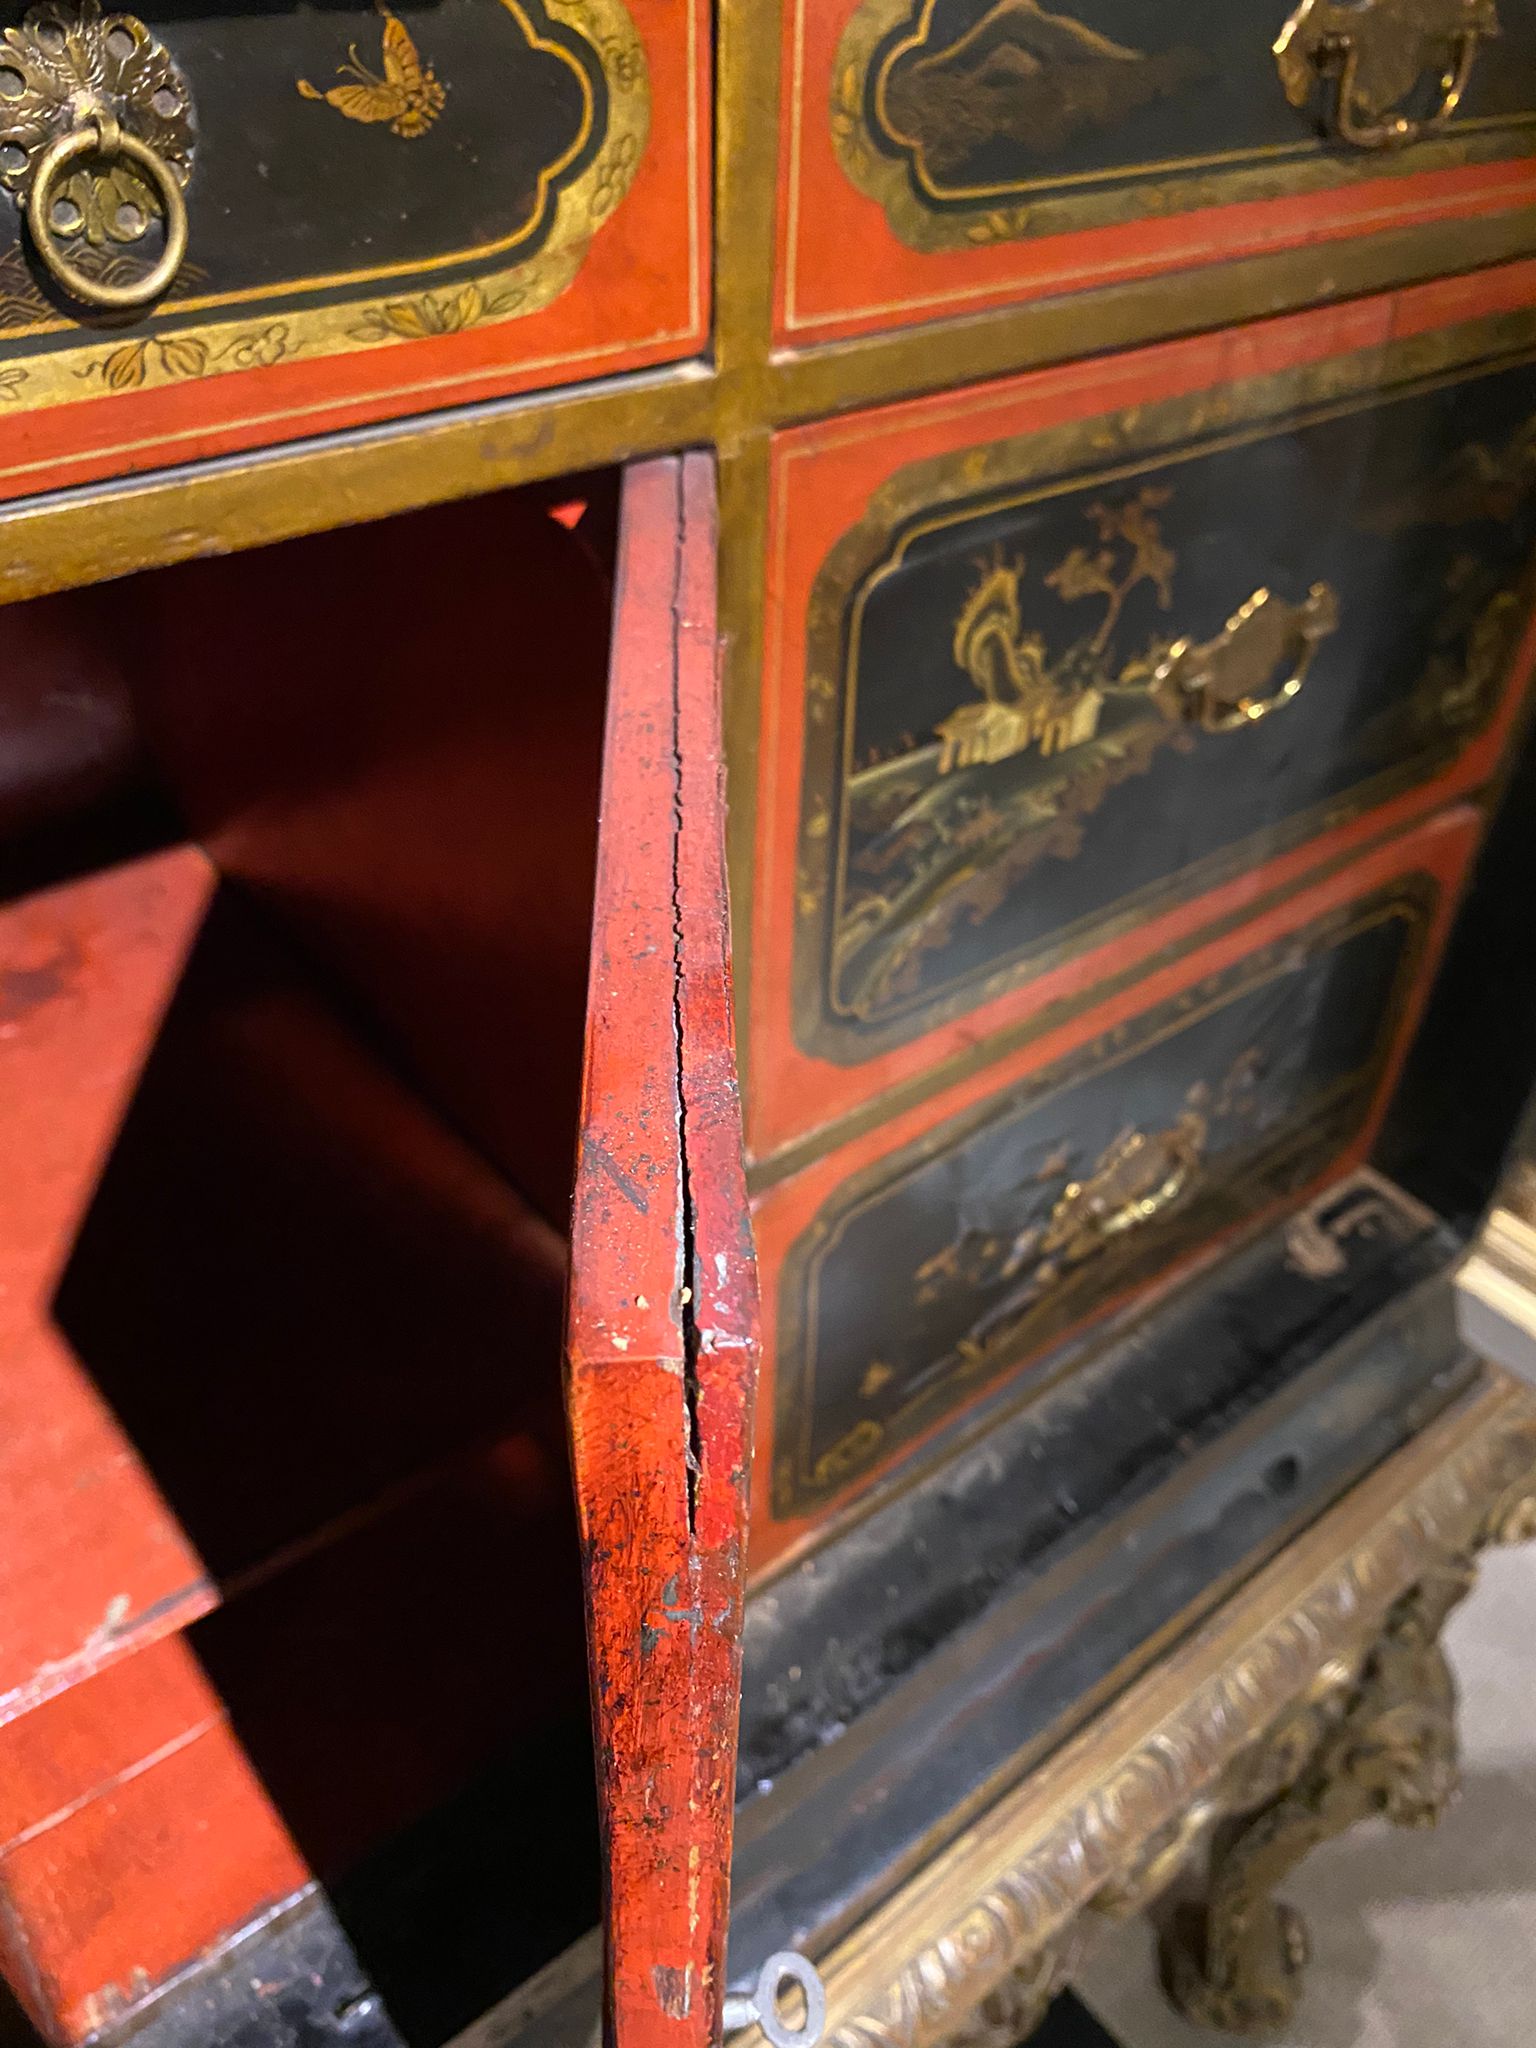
297, 7, 447, 139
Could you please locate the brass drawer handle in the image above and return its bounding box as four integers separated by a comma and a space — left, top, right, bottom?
0, 3, 195, 311
1040, 1109, 1208, 1270
1149, 582, 1339, 734
28, 117, 187, 308
1275, 0, 1498, 151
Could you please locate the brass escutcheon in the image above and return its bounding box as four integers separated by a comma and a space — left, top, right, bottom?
1275, 0, 1499, 151
0, 0, 195, 310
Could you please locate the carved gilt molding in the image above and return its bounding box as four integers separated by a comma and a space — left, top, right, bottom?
730, 1369, 1536, 2048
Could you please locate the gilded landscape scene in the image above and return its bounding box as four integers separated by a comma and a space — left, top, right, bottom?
815, 366, 1536, 1044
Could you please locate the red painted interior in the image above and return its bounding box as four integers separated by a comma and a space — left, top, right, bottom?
0, 476, 660, 2041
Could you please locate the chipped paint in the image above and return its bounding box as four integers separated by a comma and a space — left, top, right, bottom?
566, 458, 759, 2048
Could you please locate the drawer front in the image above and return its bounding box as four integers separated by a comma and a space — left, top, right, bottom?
0, 0, 706, 496
747, 268, 1536, 1162
748, 811, 1476, 1567
778, 0, 1536, 342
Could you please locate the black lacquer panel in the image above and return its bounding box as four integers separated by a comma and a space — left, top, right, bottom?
867, 0, 1536, 206
0, 0, 635, 344
776, 879, 1432, 1514
797, 349, 1536, 1060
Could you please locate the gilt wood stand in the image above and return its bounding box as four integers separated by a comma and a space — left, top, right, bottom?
724, 1367, 1536, 2048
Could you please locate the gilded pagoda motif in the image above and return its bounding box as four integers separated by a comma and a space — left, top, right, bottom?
935, 487, 1177, 774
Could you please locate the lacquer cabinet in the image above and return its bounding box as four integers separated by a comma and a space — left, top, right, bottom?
3, 4, 1536, 2047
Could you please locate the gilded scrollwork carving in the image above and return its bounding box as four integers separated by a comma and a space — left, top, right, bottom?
759, 1381, 1536, 2048
1160, 1566, 1471, 2033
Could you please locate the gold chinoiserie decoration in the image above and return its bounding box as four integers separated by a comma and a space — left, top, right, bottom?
298, 8, 447, 140
0, 0, 194, 309
1275, 0, 1499, 151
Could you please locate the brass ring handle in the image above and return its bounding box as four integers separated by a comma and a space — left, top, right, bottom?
1040, 1112, 1209, 1268
1328, 26, 1483, 147
1097, 1151, 1198, 1238
26, 120, 188, 310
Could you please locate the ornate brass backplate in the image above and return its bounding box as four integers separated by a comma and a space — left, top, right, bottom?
1276, 0, 1500, 151
791, 317, 1536, 1067
831, 0, 1536, 254
0, 0, 194, 309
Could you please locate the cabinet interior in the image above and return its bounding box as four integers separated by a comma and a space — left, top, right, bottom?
0, 472, 625, 2042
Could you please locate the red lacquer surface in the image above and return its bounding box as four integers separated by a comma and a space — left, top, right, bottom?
748, 807, 1483, 1573
0, 1425, 586, 2044
0, 849, 217, 1723
566, 454, 760, 2048
775, 0, 1536, 343
750, 261, 1536, 1166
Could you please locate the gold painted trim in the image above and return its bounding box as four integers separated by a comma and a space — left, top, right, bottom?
0, 0, 649, 412
3, 218, 1536, 620
830, 0, 1536, 256
728, 1367, 1536, 2048
767, 207, 1536, 410
0, 360, 716, 602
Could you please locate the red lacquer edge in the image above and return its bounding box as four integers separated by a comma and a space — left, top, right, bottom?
773, 0, 1536, 342
749, 259, 1536, 1164
747, 805, 1483, 1574
566, 453, 759, 2048
0, 848, 218, 1723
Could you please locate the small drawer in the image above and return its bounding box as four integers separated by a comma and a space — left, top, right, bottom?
748, 809, 1476, 1569
777, 0, 1536, 344
0, 0, 707, 498
746, 264, 1536, 1162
